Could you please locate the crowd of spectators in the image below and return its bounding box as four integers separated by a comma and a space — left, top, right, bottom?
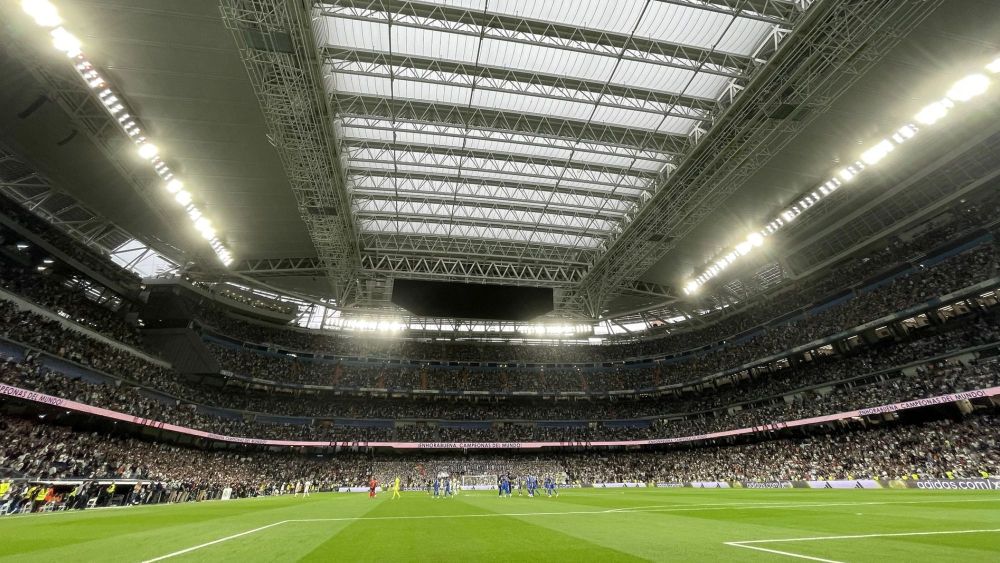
0, 194, 141, 293
209, 265, 1000, 395
0, 259, 141, 346
1, 409, 996, 505
200, 238, 998, 377
560, 412, 999, 483
2, 319, 997, 443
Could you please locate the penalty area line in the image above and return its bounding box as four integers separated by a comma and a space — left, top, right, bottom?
724, 528, 1000, 562
724, 542, 844, 563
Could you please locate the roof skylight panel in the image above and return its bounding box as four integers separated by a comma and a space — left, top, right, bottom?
480, 0, 647, 34
352, 183, 631, 215
359, 219, 604, 248
656, 115, 702, 136
611, 59, 731, 99
356, 200, 616, 232
635, 2, 773, 56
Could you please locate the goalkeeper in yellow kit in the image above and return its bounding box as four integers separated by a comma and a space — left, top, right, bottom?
391, 476, 401, 499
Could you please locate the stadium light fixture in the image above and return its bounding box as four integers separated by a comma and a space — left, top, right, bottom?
137, 143, 158, 160
837, 167, 857, 182
891, 124, 918, 144
946, 74, 990, 102
49, 27, 81, 57
681, 56, 1000, 297
22, 0, 61, 28
23, 7, 237, 269
860, 139, 894, 165
914, 100, 952, 125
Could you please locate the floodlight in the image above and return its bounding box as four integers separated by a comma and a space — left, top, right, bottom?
896, 124, 917, 139
860, 139, 894, 165
988, 57, 1000, 74
946, 74, 989, 102
194, 217, 213, 233
50, 27, 81, 57
137, 143, 158, 160
735, 241, 752, 256
199, 227, 215, 240
914, 100, 950, 125
22, 0, 61, 27
174, 190, 192, 206
187, 206, 202, 221
748, 232, 764, 247
837, 168, 856, 182
165, 179, 183, 193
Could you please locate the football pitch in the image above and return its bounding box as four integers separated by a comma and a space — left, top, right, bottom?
1, 489, 999, 562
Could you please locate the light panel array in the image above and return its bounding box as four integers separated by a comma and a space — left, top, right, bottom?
20, 0, 234, 267
683, 58, 1000, 295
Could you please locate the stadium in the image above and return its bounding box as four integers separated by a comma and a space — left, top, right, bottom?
0, 0, 998, 560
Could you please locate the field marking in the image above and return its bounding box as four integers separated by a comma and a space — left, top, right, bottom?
139, 499, 1000, 562
141, 521, 289, 563
724, 528, 1000, 562
725, 543, 844, 562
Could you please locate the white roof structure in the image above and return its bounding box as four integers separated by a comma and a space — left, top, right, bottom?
282, 0, 793, 305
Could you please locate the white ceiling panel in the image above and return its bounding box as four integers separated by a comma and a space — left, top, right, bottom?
315, 0, 793, 259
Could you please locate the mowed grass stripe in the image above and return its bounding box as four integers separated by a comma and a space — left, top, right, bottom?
1, 490, 998, 562
300, 493, 644, 563
0, 494, 372, 563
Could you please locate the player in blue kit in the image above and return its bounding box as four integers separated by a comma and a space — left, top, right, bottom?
433, 478, 440, 498
544, 476, 559, 497
443, 476, 452, 498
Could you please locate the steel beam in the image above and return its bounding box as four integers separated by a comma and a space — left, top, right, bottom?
578, 0, 944, 311
318, 0, 754, 79
222, 0, 362, 303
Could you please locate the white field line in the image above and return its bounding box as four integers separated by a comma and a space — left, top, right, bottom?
733, 528, 1000, 544
725, 543, 845, 563
141, 521, 289, 563
724, 528, 1000, 562
139, 499, 1000, 562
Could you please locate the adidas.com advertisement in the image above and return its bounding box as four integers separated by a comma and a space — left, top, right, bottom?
892, 479, 1000, 490
739, 481, 794, 489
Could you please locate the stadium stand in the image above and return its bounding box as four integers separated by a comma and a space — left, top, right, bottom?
2, 6, 1000, 563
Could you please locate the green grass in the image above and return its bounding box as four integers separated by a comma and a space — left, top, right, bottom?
1, 489, 999, 562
